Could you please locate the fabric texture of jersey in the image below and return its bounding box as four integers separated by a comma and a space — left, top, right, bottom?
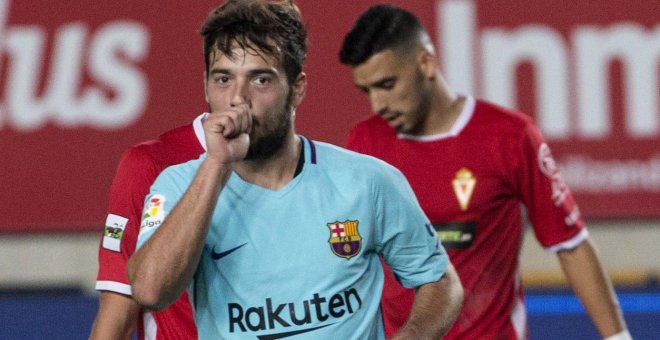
95, 114, 206, 340
137, 137, 448, 340
347, 97, 587, 340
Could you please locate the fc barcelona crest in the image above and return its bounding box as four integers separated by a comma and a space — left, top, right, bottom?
326, 220, 362, 259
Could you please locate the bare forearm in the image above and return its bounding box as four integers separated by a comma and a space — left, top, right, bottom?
127, 157, 232, 310
393, 263, 463, 339
89, 292, 139, 340
557, 238, 628, 337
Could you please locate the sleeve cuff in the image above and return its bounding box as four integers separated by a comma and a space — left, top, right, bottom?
95, 280, 132, 295
544, 228, 589, 253
604, 329, 632, 340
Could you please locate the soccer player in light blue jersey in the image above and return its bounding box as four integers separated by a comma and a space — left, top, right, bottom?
127, 1, 463, 339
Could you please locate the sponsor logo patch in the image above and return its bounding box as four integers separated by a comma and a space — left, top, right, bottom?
326, 220, 362, 259
102, 214, 128, 252
139, 194, 166, 236
432, 221, 477, 250
228, 288, 362, 336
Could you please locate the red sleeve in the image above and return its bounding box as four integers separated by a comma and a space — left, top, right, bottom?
95, 147, 160, 295
512, 121, 586, 251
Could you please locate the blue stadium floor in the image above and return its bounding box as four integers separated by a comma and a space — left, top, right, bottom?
1, 286, 658, 339
525, 286, 660, 339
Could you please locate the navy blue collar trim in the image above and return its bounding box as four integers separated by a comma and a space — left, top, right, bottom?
301, 135, 317, 164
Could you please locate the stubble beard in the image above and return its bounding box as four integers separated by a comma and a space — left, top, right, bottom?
399, 72, 433, 135
244, 113, 291, 160
244, 93, 293, 161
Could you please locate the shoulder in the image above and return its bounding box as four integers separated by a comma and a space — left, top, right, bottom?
465, 99, 543, 149
156, 123, 198, 145
133, 124, 202, 163
311, 140, 405, 184
113, 123, 203, 180
349, 115, 393, 138
112, 144, 161, 185
109, 125, 199, 193
124, 124, 192, 158
473, 99, 536, 131
347, 115, 396, 152
156, 155, 204, 184
313, 140, 388, 165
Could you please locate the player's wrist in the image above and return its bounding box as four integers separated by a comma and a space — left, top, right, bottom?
199, 155, 235, 186
203, 154, 236, 169
604, 329, 632, 340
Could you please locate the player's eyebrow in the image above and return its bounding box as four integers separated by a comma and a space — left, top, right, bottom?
357, 76, 396, 92
371, 76, 396, 88
209, 67, 280, 77
246, 68, 280, 77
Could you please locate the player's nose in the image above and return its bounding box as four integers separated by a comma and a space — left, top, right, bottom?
230, 79, 250, 108
369, 92, 387, 115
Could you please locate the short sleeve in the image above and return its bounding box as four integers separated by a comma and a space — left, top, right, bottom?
375, 163, 449, 288
95, 148, 160, 295
136, 165, 191, 249
513, 122, 587, 252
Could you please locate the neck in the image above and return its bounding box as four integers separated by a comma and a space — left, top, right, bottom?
422, 75, 466, 135
234, 133, 302, 190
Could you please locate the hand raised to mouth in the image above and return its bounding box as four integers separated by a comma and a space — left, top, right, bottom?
203, 104, 253, 165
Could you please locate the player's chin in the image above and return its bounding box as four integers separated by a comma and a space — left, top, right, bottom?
391, 121, 411, 134
386, 115, 408, 132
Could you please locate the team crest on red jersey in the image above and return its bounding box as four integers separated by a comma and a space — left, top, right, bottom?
452, 167, 476, 211
326, 220, 362, 259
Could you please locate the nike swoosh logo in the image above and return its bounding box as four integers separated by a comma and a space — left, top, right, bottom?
210, 243, 247, 260
257, 323, 335, 340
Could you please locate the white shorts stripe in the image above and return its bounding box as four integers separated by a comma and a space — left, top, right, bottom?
144, 311, 158, 340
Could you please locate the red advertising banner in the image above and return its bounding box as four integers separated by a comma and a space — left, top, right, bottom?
0, 0, 658, 232
438, 0, 660, 219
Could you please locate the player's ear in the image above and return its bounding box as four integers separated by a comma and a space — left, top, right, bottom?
418, 48, 437, 80
290, 72, 307, 108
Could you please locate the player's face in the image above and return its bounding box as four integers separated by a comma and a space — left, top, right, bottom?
204, 46, 305, 159
352, 49, 432, 134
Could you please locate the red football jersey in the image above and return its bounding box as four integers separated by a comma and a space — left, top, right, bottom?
347, 97, 587, 339
96, 115, 206, 339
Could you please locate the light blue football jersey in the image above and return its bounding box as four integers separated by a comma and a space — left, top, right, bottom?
137, 136, 448, 339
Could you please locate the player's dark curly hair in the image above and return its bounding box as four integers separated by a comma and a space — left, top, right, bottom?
200, 0, 307, 84
339, 4, 424, 66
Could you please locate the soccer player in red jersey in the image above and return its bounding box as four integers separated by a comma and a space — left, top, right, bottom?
340, 4, 630, 340
89, 116, 205, 339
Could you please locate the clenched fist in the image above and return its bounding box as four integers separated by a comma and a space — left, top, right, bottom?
202, 104, 252, 165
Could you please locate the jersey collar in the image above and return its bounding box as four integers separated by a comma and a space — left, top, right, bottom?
193, 113, 209, 151
397, 95, 476, 142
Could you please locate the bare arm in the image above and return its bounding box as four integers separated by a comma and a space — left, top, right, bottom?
392, 262, 463, 340
127, 108, 251, 310
89, 292, 139, 340
557, 237, 628, 338
127, 156, 232, 310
